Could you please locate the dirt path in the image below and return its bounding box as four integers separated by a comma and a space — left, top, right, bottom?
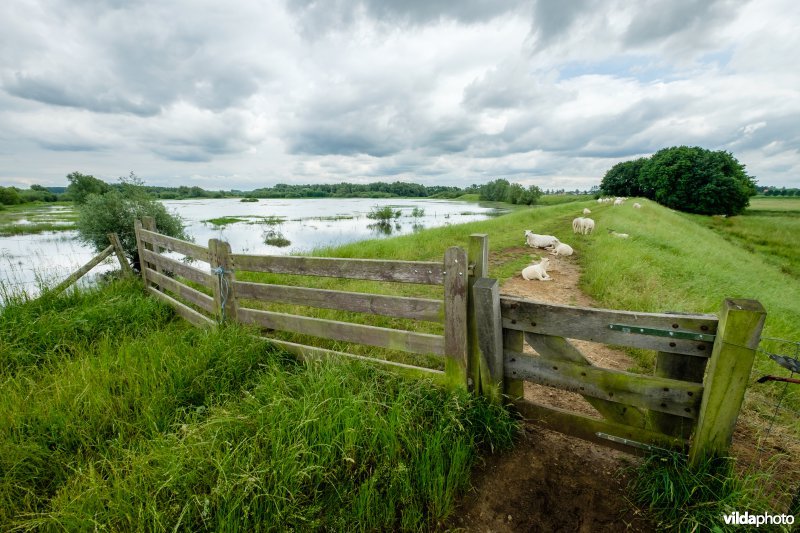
449, 249, 653, 532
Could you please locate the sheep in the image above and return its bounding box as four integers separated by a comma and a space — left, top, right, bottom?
608, 229, 629, 238
521, 257, 552, 281
613, 198, 624, 206
581, 217, 595, 235
524, 230, 560, 248
572, 217, 583, 234
633, 202, 642, 209
547, 242, 573, 256
583, 208, 591, 215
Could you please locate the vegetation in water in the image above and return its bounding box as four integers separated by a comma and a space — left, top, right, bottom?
204, 216, 247, 226
263, 228, 291, 247
367, 205, 402, 221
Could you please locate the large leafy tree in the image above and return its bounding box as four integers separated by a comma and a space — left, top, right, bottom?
639, 147, 756, 215
600, 158, 647, 197
66, 172, 111, 204
76, 173, 186, 271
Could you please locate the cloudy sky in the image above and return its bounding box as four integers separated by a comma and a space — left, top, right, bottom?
1, 0, 798, 191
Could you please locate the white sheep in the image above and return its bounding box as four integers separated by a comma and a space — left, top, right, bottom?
581, 217, 595, 235
547, 242, 573, 256
613, 198, 624, 206
583, 208, 591, 215
572, 217, 583, 234
633, 202, 642, 209
609, 229, 629, 238
524, 230, 560, 248
521, 257, 552, 281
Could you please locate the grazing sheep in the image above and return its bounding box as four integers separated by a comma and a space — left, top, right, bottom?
597, 198, 604, 203
547, 242, 574, 256
613, 198, 624, 206
633, 202, 642, 209
583, 208, 591, 215
522, 257, 552, 281
572, 217, 583, 234
524, 230, 560, 248
581, 217, 595, 235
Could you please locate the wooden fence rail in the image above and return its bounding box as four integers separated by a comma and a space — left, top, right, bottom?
51, 232, 130, 295
134, 219, 766, 463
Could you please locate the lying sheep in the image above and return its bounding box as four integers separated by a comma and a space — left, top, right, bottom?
608, 229, 629, 238
583, 208, 591, 215
633, 202, 642, 209
522, 257, 552, 281
524, 230, 560, 248
547, 242, 573, 256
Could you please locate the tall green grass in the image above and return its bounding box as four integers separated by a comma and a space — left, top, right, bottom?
0, 277, 517, 530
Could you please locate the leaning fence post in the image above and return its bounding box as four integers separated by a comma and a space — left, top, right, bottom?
473, 277, 503, 403
208, 238, 238, 324
467, 234, 489, 394
107, 232, 132, 275
443, 246, 469, 390
689, 299, 766, 467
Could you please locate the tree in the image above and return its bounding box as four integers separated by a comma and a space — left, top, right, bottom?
639, 147, 756, 215
0, 186, 22, 205
600, 158, 647, 197
76, 173, 186, 271
66, 172, 111, 204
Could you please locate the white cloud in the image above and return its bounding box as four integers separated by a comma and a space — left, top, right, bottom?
0, 0, 797, 189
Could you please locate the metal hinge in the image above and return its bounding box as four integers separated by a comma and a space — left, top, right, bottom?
608, 324, 715, 342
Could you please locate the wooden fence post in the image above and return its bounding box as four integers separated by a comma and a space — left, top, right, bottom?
651, 350, 707, 439
689, 299, 766, 467
473, 277, 503, 403
50, 245, 114, 295
140, 216, 161, 290
467, 234, 489, 394
107, 232, 132, 275
209, 239, 238, 324
443, 246, 469, 390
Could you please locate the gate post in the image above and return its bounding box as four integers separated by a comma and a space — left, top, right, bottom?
689, 299, 765, 467
473, 277, 503, 403
209, 239, 238, 324
444, 246, 469, 390
468, 234, 489, 394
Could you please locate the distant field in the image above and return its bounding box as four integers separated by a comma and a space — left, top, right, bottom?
748, 196, 800, 212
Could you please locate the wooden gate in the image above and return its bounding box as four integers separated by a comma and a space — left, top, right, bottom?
473, 278, 765, 463
133, 217, 481, 388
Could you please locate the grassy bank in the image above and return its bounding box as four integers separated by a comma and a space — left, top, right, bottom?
0, 277, 516, 530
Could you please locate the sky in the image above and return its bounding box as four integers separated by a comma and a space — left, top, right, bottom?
1, 0, 798, 191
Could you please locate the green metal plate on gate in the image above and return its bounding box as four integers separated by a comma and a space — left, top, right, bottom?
608, 323, 716, 342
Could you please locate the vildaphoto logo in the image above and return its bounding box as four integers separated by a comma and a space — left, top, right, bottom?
722, 511, 795, 527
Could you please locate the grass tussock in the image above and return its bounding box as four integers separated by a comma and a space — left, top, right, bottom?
628, 452, 779, 532
0, 277, 517, 531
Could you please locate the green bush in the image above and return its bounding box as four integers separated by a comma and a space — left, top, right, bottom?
367, 205, 401, 221
0, 186, 22, 205
76, 174, 186, 270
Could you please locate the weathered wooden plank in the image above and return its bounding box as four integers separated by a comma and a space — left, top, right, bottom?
504, 350, 702, 418
144, 269, 215, 314
256, 336, 446, 383
140, 217, 161, 289
473, 277, 503, 403
140, 249, 214, 288
209, 239, 237, 323
650, 351, 708, 438
516, 399, 688, 455
467, 234, 489, 395
443, 246, 469, 389
504, 328, 525, 400
107, 232, 132, 275
147, 286, 215, 328
234, 281, 444, 322
524, 333, 648, 428
237, 307, 445, 356
231, 253, 445, 285
501, 297, 718, 357
689, 299, 766, 466
134, 220, 149, 286
138, 228, 209, 262
51, 245, 114, 295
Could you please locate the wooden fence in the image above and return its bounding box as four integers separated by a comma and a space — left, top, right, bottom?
134, 218, 766, 463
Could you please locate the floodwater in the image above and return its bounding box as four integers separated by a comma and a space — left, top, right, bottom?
0, 198, 506, 299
